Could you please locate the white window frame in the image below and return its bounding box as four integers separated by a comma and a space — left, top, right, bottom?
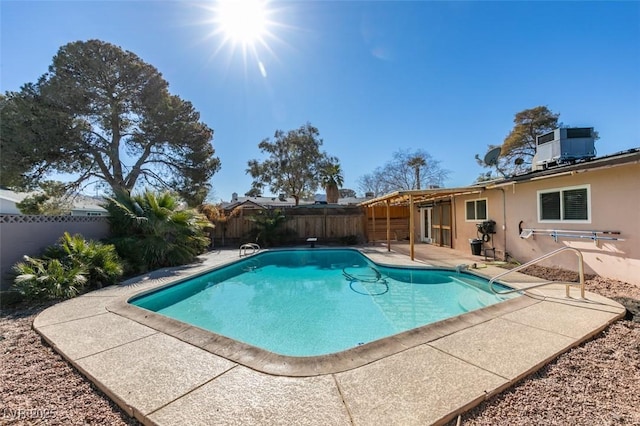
465, 198, 488, 222
537, 184, 591, 224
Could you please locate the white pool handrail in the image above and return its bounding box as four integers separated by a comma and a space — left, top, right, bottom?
239, 243, 260, 257
488, 246, 585, 298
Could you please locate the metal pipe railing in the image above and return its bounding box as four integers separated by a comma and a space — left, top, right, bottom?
489, 246, 585, 298
520, 228, 623, 243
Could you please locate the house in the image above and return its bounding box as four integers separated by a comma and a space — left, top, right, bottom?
221, 192, 372, 211
0, 188, 26, 214
0, 188, 108, 216
220, 193, 299, 210
360, 147, 640, 286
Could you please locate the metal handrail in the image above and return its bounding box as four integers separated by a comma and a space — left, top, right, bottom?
239, 243, 260, 257
489, 246, 585, 298
520, 228, 623, 244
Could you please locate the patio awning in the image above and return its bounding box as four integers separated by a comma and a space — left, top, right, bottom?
358, 185, 487, 260
358, 185, 486, 208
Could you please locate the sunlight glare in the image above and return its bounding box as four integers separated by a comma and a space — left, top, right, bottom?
258, 60, 267, 77
201, 0, 288, 79
217, 0, 268, 46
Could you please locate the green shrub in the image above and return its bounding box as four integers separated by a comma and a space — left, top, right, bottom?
340, 235, 359, 245
11, 233, 124, 301
246, 209, 293, 247
104, 190, 210, 273
13, 256, 87, 300
44, 232, 123, 288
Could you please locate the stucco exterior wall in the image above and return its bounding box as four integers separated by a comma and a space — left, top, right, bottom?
450, 191, 505, 256
398, 153, 638, 285
422, 162, 638, 285
501, 163, 639, 285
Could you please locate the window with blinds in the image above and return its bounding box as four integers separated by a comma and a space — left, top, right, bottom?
538, 185, 590, 222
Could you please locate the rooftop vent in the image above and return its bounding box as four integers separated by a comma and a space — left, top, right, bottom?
533, 127, 596, 170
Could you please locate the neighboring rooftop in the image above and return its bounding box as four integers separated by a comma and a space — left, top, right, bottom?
0, 188, 108, 216
220, 192, 372, 210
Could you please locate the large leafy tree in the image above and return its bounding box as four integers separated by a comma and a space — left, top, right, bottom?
0, 40, 220, 206
247, 122, 334, 205
358, 149, 449, 196
476, 106, 560, 178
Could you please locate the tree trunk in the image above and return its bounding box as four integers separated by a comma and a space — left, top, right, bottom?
326, 184, 339, 203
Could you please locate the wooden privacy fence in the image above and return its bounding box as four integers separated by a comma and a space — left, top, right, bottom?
210, 206, 367, 247
210, 205, 414, 247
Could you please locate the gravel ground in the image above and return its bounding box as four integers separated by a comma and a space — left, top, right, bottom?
0, 303, 140, 426
448, 267, 640, 426
1, 267, 639, 426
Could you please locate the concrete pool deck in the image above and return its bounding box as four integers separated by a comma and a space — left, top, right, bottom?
33, 244, 625, 425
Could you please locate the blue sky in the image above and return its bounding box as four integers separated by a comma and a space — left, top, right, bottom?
2, 1, 639, 202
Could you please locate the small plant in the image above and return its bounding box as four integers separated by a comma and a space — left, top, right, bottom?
13, 256, 87, 300
199, 204, 242, 247
11, 233, 124, 301
340, 235, 359, 246
45, 232, 123, 288
247, 208, 293, 247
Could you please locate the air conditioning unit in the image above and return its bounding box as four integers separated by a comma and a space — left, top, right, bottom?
533, 127, 596, 170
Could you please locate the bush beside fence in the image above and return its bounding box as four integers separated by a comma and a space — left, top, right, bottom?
0, 215, 110, 291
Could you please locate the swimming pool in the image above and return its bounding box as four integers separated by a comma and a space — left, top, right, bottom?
130, 249, 516, 357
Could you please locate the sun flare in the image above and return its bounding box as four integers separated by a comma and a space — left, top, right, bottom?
216, 0, 269, 46
202, 0, 285, 77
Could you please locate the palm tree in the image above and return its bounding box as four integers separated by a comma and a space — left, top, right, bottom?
319, 163, 344, 203
407, 156, 427, 190
104, 190, 210, 273
44, 232, 123, 289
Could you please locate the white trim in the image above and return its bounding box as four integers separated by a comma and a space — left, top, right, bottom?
464, 198, 488, 222
419, 207, 433, 243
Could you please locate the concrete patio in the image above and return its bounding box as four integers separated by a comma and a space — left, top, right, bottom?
33, 243, 625, 425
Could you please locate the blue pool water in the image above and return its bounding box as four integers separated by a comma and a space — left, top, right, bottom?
130, 249, 516, 356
